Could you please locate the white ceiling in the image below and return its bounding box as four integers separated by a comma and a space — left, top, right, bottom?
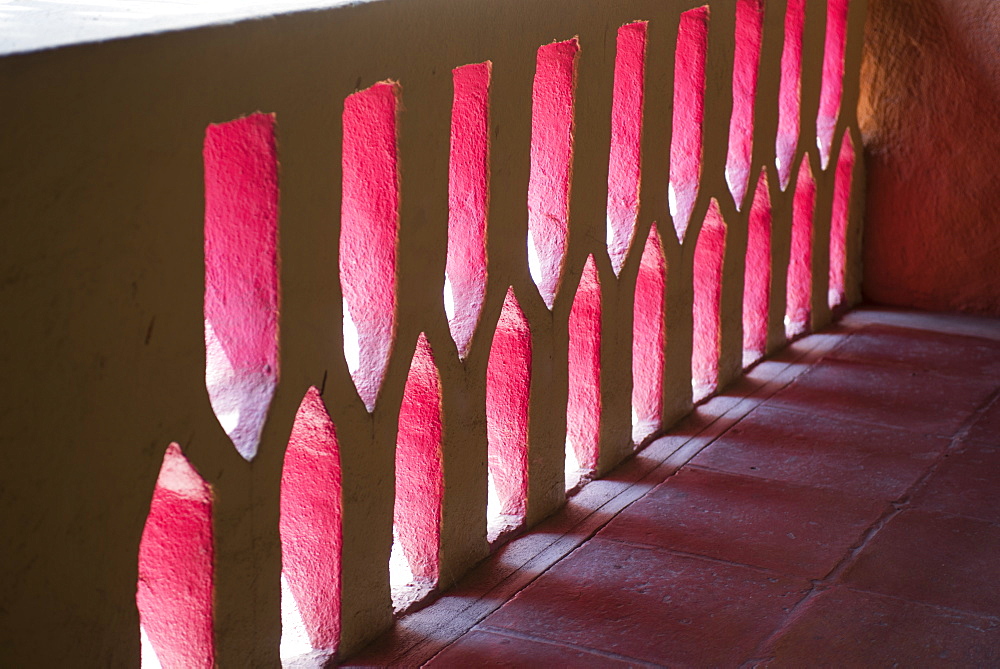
0, 0, 371, 56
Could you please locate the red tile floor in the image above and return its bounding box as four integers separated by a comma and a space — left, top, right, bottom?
347, 308, 1000, 667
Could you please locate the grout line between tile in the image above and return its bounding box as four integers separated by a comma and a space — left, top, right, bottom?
767, 397, 978, 440
592, 535, 812, 579
345, 324, 859, 666
740, 386, 1000, 666
738, 499, 903, 668
836, 584, 1000, 625
469, 625, 666, 668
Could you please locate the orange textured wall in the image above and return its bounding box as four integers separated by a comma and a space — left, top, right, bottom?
859, 0, 1000, 315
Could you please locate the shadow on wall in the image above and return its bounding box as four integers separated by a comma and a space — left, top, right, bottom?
859, 0, 1000, 315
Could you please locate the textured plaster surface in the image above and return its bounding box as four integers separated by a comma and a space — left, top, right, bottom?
486, 289, 532, 521
726, 0, 764, 206
860, 0, 1000, 315
606, 22, 647, 275
632, 227, 667, 430
743, 170, 773, 359
279, 387, 343, 657
668, 7, 710, 242
692, 200, 727, 397
395, 335, 445, 584
785, 158, 816, 336
137, 444, 214, 668
446, 63, 491, 358
567, 256, 603, 473
203, 113, 279, 461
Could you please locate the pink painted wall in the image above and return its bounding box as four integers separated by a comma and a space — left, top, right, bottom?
860, 0, 1000, 315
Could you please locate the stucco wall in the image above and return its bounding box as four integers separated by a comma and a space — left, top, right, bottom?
0, 0, 867, 665
859, 0, 1000, 315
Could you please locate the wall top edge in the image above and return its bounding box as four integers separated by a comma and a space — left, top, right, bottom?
0, 0, 378, 57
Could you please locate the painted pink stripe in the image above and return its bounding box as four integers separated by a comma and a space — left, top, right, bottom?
528, 38, 580, 307
632, 226, 667, 429
776, 0, 805, 190
828, 133, 855, 309
818, 0, 850, 167
395, 334, 444, 583
726, 0, 764, 207
607, 22, 648, 275
693, 201, 726, 397
280, 387, 343, 653
341, 83, 400, 410
742, 170, 772, 361
567, 256, 602, 471
447, 63, 491, 357
486, 288, 531, 519
137, 444, 214, 669
203, 113, 279, 461
669, 6, 710, 242
786, 160, 816, 336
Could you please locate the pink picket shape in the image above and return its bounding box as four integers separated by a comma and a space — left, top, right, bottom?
776, 0, 805, 190
786, 158, 816, 336
395, 334, 444, 583
486, 288, 531, 521
693, 201, 727, 399
203, 113, 279, 461
607, 22, 648, 275
669, 6, 710, 242
137, 444, 214, 669
447, 63, 491, 357
279, 387, 343, 654
341, 83, 400, 410
632, 226, 667, 432
567, 256, 602, 472
828, 133, 855, 309
742, 170, 772, 364
528, 38, 580, 307
725, 0, 765, 207
817, 0, 850, 167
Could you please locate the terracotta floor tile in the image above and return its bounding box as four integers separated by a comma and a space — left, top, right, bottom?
826, 325, 1000, 378
482, 538, 810, 667
910, 444, 1000, 523
425, 630, 643, 668
767, 358, 995, 437
760, 586, 1000, 668
842, 308, 1000, 343
598, 468, 887, 578
840, 509, 1000, 617
967, 398, 1000, 446
690, 406, 945, 499
346, 310, 1000, 667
